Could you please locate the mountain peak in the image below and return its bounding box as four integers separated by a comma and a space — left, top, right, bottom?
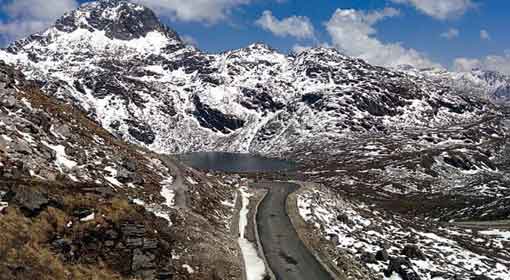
53, 0, 178, 41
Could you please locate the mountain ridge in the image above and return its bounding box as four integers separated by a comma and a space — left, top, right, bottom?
0, 0, 497, 155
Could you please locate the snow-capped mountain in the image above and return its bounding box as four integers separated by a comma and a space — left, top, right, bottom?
408, 66, 510, 104
0, 0, 495, 155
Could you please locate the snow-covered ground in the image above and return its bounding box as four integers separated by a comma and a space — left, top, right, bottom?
297, 188, 510, 280
238, 186, 266, 280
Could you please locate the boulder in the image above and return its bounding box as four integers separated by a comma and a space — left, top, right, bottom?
51, 238, 72, 254
54, 124, 72, 139
376, 248, 389, 261
13, 141, 32, 155
11, 185, 49, 216
126, 237, 143, 248
105, 229, 119, 240
384, 257, 421, 280
360, 252, 377, 264
430, 271, 449, 278
336, 212, 353, 226
123, 159, 137, 172
143, 238, 158, 250
471, 276, 491, 280
122, 223, 145, 237
134, 269, 156, 280
328, 234, 339, 245
132, 249, 156, 271
402, 244, 426, 260
2, 95, 16, 109
116, 167, 144, 185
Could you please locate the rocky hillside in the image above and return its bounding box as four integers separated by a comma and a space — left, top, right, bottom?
0, 61, 242, 280
0, 0, 494, 156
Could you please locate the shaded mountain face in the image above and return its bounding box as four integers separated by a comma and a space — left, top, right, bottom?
0, 0, 494, 154
54, 0, 174, 40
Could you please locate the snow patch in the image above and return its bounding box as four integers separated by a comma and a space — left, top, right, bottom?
80, 213, 95, 222
42, 141, 78, 171
238, 187, 266, 280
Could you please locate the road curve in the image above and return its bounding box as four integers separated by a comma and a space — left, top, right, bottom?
254, 182, 334, 280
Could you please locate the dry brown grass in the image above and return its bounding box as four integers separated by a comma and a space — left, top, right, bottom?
0, 180, 151, 280
0, 206, 122, 280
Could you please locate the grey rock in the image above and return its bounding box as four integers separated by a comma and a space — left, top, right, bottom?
134, 269, 156, 280
157, 271, 173, 280
123, 159, 137, 172
0, 137, 10, 152
471, 276, 491, 280
128, 124, 156, 145
360, 252, 377, 264
402, 244, 426, 260
384, 257, 421, 280
132, 249, 156, 271
105, 229, 119, 240
54, 124, 72, 139
430, 271, 449, 278
13, 141, 32, 155
12, 185, 49, 215
39, 169, 58, 181
376, 248, 389, 261
327, 234, 339, 245
29, 112, 52, 132
2, 95, 16, 109
126, 237, 143, 248
51, 238, 72, 253
143, 238, 158, 250
116, 167, 144, 184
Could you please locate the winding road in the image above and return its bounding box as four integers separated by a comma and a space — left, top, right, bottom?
254, 182, 334, 280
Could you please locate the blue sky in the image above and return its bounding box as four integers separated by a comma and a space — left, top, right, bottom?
1, 0, 510, 73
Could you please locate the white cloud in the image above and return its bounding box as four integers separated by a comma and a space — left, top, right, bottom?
181, 34, 198, 46
453, 57, 482, 72
440, 28, 459, 39
480, 29, 490, 40
454, 51, 510, 74
134, 0, 251, 23
325, 8, 440, 69
255, 10, 314, 39
0, 0, 78, 43
391, 0, 474, 20
292, 44, 311, 54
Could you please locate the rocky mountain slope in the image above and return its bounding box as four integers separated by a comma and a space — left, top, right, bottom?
0, 61, 242, 280
0, 0, 494, 156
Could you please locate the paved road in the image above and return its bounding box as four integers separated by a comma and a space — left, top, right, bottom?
254, 182, 334, 280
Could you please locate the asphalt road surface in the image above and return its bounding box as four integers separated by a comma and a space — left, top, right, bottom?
255, 182, 334, 280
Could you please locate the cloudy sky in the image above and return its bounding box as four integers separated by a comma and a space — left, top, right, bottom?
1, 0, 509, 73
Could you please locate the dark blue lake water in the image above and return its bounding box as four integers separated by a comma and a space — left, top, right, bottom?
176, 152, 296, 173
